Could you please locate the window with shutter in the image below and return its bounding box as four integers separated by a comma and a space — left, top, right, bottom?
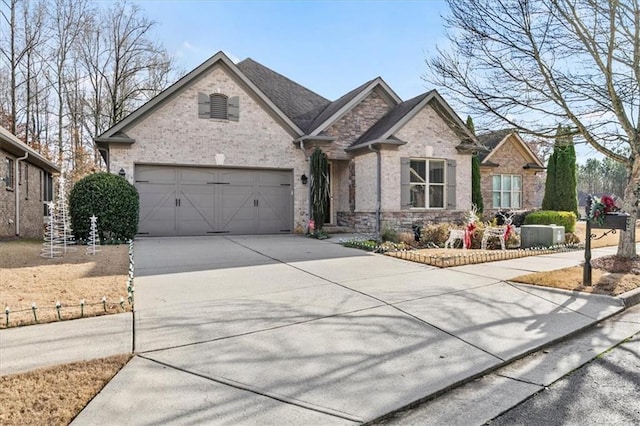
210, 93, 228, 119
401, 157, 455, 209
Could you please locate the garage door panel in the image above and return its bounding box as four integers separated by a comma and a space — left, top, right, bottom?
137, 183, 177, 236
180, 168, 214, 184
178, 184, 215, 235
135, 166, 293, 236
136, 166, 178, 184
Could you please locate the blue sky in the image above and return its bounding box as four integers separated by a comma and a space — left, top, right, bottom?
135, 0, 449, 101
132, 0, 598, 162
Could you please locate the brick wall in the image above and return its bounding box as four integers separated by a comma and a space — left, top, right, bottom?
323, 90, 394, 160
108, 63, 310, 231
1, 149, 47, 239
340, 104, 473, 232
480, 137, 541, 212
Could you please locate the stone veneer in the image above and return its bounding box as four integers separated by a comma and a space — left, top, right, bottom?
108, 63, 310, 231
1, 149, 48, 239
338, 211, 466, 233
480, 136, 541, 212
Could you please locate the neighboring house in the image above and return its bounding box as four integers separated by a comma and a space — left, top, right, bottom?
95, 51, 482, 236
0, 126, 59, 239
477, 130, 545, 212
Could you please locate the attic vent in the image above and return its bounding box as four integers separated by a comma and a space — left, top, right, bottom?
198, 92, 239, 121
210, 93, 228, 119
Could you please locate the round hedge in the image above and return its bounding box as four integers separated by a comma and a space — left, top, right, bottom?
69, 172, 139, 242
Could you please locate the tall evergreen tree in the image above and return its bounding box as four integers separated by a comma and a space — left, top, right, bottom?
542, 125, 578, 218
466, 116, 483, 213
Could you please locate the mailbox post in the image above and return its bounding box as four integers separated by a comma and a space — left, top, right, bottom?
583, 195, 630, 286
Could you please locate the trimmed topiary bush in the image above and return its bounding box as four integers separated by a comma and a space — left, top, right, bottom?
523, 210, 576, 233
69, 172, 139, 243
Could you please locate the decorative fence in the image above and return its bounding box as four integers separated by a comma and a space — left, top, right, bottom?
386, 246, 579, 268
341, 239, 582, 268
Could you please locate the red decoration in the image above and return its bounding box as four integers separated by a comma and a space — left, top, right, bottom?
464, 222, 476, 249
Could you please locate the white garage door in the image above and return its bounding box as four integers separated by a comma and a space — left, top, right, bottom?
135, 165, 293, 236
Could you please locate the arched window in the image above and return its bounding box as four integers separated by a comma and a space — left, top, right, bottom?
209, 93, 228, 119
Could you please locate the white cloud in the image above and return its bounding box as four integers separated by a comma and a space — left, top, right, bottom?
222, 50, 241, 64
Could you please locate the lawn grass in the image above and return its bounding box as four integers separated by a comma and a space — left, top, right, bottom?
0, 354, 131, 425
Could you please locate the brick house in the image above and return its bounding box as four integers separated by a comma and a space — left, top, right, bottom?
1, 126, 59, 239
477, 130, 545, 213
95, 51, 482, 236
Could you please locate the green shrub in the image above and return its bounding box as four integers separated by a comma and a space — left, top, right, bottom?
523, 210, 576, 233
69, 172, 139, 242
381, 224, 399, 243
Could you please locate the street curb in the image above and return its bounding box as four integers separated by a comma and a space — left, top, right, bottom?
619, 287, 640, 307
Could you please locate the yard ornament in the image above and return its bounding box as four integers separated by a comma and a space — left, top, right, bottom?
445, 205, 479, 249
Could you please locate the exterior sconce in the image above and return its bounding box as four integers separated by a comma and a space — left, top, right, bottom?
118, 168, 126, 177
301, 174, 308, 185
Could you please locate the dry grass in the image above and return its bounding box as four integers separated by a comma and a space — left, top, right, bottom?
511, 265, 639, 296
0, 354, 131, 425
574, 220, 640, 248
0, 240, 131, 328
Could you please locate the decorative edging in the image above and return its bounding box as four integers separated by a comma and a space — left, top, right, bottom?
385, 246, 578, 267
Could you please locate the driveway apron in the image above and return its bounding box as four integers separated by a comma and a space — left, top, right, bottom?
73, 235, 624, 425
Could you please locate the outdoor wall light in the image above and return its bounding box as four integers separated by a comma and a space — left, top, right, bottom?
301, 174, 308, 185
118, 168, 126, 177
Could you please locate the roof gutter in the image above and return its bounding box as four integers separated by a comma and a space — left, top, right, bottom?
15, 152, 28, 236
368, 144, 381, 238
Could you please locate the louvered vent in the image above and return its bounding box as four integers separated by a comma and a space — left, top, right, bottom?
210, 93, 228, 119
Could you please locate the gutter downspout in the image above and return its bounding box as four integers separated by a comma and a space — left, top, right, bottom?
368, 144, 381, 238
15, 152, 29, 236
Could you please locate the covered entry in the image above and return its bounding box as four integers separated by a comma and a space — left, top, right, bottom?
135, 165, 293, 236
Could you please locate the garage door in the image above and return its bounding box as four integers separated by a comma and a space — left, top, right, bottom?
135, 165, 293, 236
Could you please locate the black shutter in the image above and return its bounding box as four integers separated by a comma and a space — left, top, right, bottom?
227, 96, 239, 121
198, 92, 210, 118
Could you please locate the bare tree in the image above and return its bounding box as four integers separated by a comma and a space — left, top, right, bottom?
428, 0, 640, 258
76, 0, 177, 170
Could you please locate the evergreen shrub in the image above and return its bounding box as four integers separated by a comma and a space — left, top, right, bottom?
69, 172, 139, 242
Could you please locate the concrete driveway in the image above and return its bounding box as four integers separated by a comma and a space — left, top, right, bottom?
73, 235, 624, 425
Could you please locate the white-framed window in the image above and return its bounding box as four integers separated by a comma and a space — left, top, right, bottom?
492, 174, 522, 208
409, 158, 446, 208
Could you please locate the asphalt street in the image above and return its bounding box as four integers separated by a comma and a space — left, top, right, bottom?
489, 334, 640, 426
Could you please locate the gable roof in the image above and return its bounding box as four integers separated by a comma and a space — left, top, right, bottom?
348, 90, 479, 151
95, 51, 308, 145
477, 130, 544, 168
306, 77, 402, 135
236, 58, 330, 132
0, 126, 60, 173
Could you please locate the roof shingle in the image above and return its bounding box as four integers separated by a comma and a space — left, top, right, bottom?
236, 58, 330, 132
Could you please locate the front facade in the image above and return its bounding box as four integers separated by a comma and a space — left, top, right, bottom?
96, 52, 482, 236
477, 130, 545, 213
0, 126, 59, 239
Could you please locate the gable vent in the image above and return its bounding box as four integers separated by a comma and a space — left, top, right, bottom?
210, 93, 228, 119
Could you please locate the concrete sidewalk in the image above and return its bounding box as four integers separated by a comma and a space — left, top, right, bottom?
1, 237, 637, 425
0, 313, 132, 376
